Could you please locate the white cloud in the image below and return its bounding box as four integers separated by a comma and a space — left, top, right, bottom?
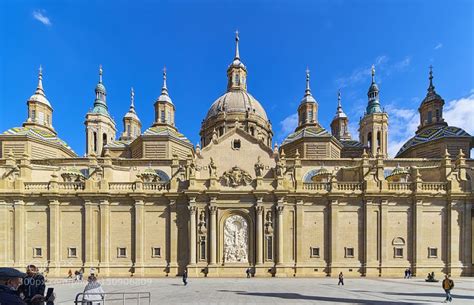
444, 93, 474, 134
434, 43, 443, 50
385, 92, 474, 158
277, 113, 298, 143
33, 10, 52, 26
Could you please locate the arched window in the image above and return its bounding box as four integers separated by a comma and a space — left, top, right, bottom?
435, 109, 440, 122
377, 131, 381, 151
250, 127, 255, 136
93, 132, 97, 152
367, 132, 372, 149
427, 111, 432, 124
103, 133, 108, 148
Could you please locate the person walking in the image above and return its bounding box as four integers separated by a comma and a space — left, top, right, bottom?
442, 275, 454, 303
83, 275, 104, 305
404, 269, 408, 279
407, 268, 412, 279
338, 272, 344, 286
0, 267, 28, 305
67, 269, 73, 279
182, 269, 188, 286
246, 268, 251, 278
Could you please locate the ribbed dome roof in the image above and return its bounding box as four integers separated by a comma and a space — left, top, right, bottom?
205, 90, 268, 121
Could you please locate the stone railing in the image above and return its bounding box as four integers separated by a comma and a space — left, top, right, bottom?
24, 182, 50, 191
421, 182, 447, 192
302, 183, 330, 191
109, 182, 136, 191
388, 182, 412, 191
143, 182, 170, 191
58, 182, 85, 191
336, 182, 363, 192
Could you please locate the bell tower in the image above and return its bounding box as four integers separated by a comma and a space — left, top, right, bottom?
84, 65, 117, 156
359, 65, 389, 157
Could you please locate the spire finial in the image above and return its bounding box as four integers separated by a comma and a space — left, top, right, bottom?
337, 89, 342, 109
371, 64, 375, 83
161, 66, 168, 95
234, 30, 240, 60
130, 87, 135, 109
428, 65, 435, 92
37, 65, 44, 91
305, 67, 311, 96
99, 64, 103, 83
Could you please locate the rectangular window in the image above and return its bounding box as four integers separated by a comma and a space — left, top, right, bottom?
152, 247, 161, 258
308, 109, 313, 122
266, 236, 273, 261
160, 110, 165, 123
310, 247, 320, 258
427, 111, 432, 123
33, 247, 42, 258
167, 111, 171, 124
38, 111, 45, 124
68, 247, 78, 258
345, 247, 354, 258
117, 247, 127, 258
394, 247, 403, 258
428, 247, 438, 258
31, 109, 36, 120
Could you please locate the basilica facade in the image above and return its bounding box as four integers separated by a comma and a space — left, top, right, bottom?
0, 34, 473, 278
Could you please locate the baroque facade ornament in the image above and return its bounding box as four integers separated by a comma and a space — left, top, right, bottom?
220, 166, 253, 187
223, 215, 248, 263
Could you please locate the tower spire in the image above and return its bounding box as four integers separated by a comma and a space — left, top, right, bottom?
36, 65, 44, 95
428, 65, 435, 92
371, 64, 375, 83
130, 87, 135, 110
234, 30, 240, 60
305, 67, 311, 96
337, 89, 342, 113
161, 66, 168, 95
99, 64, 103, 83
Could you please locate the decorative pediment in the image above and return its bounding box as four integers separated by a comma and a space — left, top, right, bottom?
220, 166, 253, 187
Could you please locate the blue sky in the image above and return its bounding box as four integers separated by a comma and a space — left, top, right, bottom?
1, 0, 473, 157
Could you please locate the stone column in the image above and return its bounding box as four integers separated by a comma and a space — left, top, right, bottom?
0, 201, 8, 265
364, 200, 378, 276
134, 199, 145, 276
255, 205, 264, 265
13, 200, 25, 268
371, 130, 377, 156
380, 200, 388, 275
209, 205, 217, 265
412, 199, 423, 276
276, 205, 285, 265
188, 205, 197, 265
329, 199, 338, 275
168, 200, 178, 274
48, 199, 60, 276
463, 202, 472, 274
99, 200, 110, 275
84, 200, 94, 270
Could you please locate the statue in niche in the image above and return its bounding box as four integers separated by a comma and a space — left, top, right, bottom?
188, 159, 196, 177
223, 215, 248, 263
254, 156, 264, 177
198, 211, 207, 234
209, 158, 217, 178
265, 211, 273, 235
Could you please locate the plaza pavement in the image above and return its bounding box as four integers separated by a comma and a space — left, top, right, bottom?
48, 277, 474, 304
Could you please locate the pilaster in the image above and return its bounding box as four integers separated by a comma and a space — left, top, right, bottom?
412, 199, 423, 276
48, 199, 60, 277
134, 199, 145, 276
83, 200, 94, 269
209, 202, 217, 266
99, 200, 110, 276
13, 200, 25, 268
188, 200, 197, 266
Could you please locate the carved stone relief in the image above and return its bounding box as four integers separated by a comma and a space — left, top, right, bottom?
223, 215, 248, 263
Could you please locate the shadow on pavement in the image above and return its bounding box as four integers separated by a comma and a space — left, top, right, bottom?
216, 290, 417, 304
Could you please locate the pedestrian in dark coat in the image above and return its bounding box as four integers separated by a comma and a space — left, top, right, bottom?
246, 268, 251, 278
0, 267, 27, 305
19, 265, 46, 305
338, 272, 344, 285
182, 269, 188, 286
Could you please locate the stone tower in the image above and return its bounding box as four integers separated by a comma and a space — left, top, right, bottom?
120, 87, 142, 141
296, 68, 319, 131
359, 66, 389, 157
152, 67, 176, 130
330, 90, 351, 141
84, 65, 117, 156
417, 66, 447, 131
23, 66, 56, 134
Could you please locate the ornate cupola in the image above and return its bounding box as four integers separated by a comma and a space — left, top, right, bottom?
226, 31, 247, 91
85, 65, 117, 156
120, 87, 142, 141
366, 65, 382, 114
23, 66, 56, 134
330, 90, 351, 141
296, 68, 319, 131
359, 65, 389, 157
152, 67, 176, 130
417, 66, 447, 131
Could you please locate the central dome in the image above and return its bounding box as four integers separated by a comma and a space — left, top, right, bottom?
205, 90, 268, 121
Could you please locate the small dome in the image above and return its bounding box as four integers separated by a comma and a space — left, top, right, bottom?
156, 93, 173, 104
205, 90, 268, 121
300, 94, 317, 104
29, 92, 52, 108
228, 59, 246, 70
368, 82, 379, 93
124, 111, 140, 121
95, 83, 106, 94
